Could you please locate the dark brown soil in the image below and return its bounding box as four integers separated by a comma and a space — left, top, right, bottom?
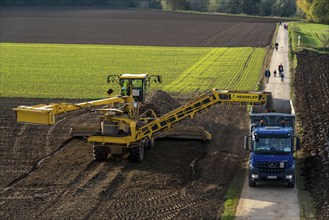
0, 92, 249, 219
294, 50, 329, 220
0, 7, 277, 47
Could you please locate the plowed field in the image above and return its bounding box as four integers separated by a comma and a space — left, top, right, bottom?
0, 7, 280, 219
0, 93, 249, 219
0, 7, 277, 47
294, 50, 329, 219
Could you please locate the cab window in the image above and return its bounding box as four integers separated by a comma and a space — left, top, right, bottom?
120, 79, 130, 96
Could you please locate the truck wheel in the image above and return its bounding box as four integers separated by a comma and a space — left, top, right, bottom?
249, 180, 256, 187
93, 145, 107, 162
129, 143, 144, 162
287, 182, 295, 188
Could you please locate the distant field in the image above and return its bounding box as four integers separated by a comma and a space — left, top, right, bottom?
1, 7, 277, 47
289, 22, 329, 52
0, 43, 266, 99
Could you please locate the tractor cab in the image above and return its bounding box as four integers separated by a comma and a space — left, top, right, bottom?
108, 73, 162, 102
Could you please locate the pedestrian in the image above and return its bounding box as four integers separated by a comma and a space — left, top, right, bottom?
275, 42, 279, 51
274, 69, 277, 77
278, 63, 284, 75
280, 71, 285, 82
264, 68, 271, 83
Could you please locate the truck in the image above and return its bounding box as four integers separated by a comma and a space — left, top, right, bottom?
244, 98, 300, 188
13, 74, 273, 163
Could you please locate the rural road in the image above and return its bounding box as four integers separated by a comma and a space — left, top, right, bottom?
235, 23, 300, 219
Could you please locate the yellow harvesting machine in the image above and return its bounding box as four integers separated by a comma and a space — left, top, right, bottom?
13, 74, 273, 162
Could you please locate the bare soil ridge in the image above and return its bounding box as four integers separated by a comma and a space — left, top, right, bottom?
294, 50, 329, 219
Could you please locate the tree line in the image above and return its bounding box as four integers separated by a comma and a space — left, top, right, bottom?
1, 0, 328, 23
296, 0, 328, 23
0, 0, 161, 8
162, 0, 328, 23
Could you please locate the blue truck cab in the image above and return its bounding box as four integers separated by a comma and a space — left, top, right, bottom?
244, 99, 300, 188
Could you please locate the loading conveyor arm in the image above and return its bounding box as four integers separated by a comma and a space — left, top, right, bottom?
13, 97, 126, 125
135, 89, 272, 140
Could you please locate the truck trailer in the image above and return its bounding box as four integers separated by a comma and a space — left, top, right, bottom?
244, 98, 300, 188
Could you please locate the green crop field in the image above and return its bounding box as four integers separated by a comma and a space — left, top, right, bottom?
165, 47, 266, 93
289, 22, 329, 52
0, 43, 266, 99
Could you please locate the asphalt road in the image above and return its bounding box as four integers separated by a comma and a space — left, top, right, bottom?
235, 23, 300, 220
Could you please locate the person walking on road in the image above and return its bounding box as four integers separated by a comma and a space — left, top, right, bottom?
275, 42, 279, 51
265, 68, 271, 83
280, 71, 285, 82
278, 63, 284, 75
278, 63, 284, 82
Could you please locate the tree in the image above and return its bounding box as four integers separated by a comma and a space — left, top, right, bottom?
297, 0, 329, 23
240, 0, 261, 15
259, 0, 273, 16
310, 0, 329, 23
160, 0, 188, 10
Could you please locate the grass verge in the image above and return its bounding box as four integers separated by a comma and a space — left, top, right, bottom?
288, 24, 317, 220
289, 22, 329, 53
295, 158, 317, 219
221, 168, 246, 220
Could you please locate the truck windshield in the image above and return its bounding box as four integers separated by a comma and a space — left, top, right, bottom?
253, 137, 292, 155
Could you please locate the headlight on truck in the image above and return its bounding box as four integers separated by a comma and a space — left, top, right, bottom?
252, 174, 258, 179
285, 175, 293, 180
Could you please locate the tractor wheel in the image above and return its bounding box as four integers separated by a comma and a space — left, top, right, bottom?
93, 145, 108, 162
144, 139, 149, 149
144, 138, 154, 149
129, 143, 144, 163
147, 138, 155, 149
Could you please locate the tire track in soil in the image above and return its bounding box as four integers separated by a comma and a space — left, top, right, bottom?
84, 168, 126, 219
86, 140, 222, 219
194, 48, 230, 91
167, 48, 229, 93
12, 124, 28, 153
196, 23, 238, 46
164, 48, 219, 92
0, 186, 59, 201
44, 118, 64, 154
4, 137, 75, 189
0, 97, 89, 188
38, 161, 127, 219
101, 182, 220, 219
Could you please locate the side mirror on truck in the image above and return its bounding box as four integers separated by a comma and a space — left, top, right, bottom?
294, 136, 301, 151
244, 135, 251, 151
